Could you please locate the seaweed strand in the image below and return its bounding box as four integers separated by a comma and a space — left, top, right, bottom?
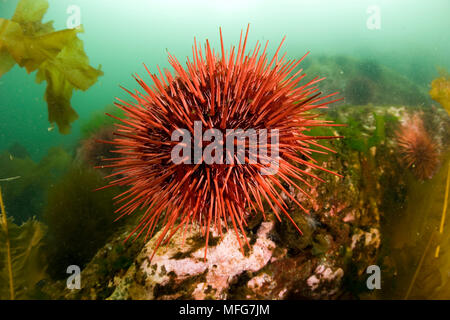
0, 186, 14, 300
404, 230, 435, 300
435, 161, 450, 258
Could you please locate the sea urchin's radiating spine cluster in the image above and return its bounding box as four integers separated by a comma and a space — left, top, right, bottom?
98, 25, 342, 259
396, 113, 439, 180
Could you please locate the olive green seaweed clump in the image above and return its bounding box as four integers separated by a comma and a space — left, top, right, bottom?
7, 142, 30, 159
0, 0, 103, 134
345, 77, 374, 105
0, 187, 47, 300
43, 164, 121, 279
0, 146, 72, 223
80, 104, 124, 140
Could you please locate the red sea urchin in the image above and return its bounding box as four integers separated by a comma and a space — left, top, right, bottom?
396, 113, 439, 180
99, 26, 342, 259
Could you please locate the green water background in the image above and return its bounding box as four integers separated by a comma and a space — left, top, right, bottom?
0, 0, 449, 160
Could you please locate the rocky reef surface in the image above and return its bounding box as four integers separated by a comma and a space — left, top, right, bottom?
37, 103, 450, 300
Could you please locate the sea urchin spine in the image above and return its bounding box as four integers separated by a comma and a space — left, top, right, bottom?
98, 25, 342, 260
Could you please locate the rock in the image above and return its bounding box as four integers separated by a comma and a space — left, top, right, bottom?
108, 221, 276, 300
43, 104, 450, 300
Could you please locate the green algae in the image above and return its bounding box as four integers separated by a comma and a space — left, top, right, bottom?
80, 104, 124, 139
0, 147, 72, 223
43, 164, 121, 279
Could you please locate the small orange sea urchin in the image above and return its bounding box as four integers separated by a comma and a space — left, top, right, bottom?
396, 113, 439, 180
98, 26, 342, 260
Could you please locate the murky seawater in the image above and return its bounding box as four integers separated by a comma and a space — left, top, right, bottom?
0, 0, 450, 300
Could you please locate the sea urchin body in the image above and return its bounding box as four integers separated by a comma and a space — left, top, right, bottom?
99, 26, 342, 259
396, 113, 439, 180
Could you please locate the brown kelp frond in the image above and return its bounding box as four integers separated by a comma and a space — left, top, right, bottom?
0, 0, 103, 134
